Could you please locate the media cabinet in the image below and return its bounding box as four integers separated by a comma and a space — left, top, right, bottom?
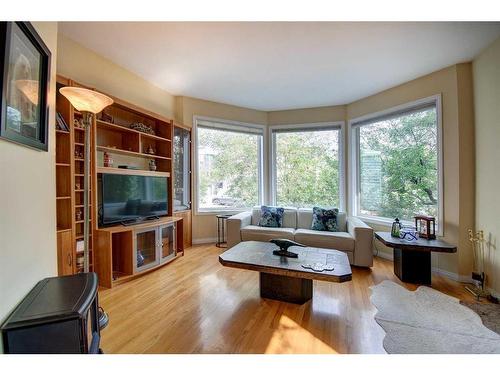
95, 216, 184, 288
55, 75, 192, 287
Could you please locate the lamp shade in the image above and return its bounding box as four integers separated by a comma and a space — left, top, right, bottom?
59, 87, 113, 114
16, 79, 39, 105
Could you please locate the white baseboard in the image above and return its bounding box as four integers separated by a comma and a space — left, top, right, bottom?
487, 288, 500, 300
375, 251, 393, 261
374, 252, 473, 283
192, 237, 218, 245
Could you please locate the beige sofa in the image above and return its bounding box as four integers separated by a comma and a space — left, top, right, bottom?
227, 207, 374, 267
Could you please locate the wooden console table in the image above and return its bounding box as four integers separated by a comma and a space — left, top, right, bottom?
95, 216, 183, 288
374, 231, 456, 285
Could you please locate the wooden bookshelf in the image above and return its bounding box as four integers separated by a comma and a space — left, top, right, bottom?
55, 74, 190, 288
55, 75, 95, 276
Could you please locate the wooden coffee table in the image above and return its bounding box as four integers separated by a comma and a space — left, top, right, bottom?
219, 241, 352, 304
374, 231, 457, 285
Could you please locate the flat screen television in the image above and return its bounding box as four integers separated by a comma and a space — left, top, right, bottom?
98, 173, 168, 226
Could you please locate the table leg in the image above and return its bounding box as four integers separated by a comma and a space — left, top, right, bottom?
216, 217, 222, 248
259, 272, 312, 304
393, 248, 431, 285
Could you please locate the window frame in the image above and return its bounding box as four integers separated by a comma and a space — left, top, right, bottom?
269, 121, 346, 211
173, 126, 192, 212
348, 94, 443, 235
193, 115, 265, 215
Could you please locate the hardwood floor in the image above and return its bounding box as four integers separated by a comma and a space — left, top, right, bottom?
99, 244, 476, 354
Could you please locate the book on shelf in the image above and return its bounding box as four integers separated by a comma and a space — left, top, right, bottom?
76, 240, 84, 253
56, 112, 69, 132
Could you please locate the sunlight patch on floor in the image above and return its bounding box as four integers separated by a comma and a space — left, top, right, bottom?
264, 314, 337, 354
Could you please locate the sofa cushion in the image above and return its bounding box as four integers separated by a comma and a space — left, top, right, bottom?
241, 225, 295, 242
311, 207, 339, 232
258, 205, 285, 228
251, 206, 297, 228
294, 229, 354, 252
297, 208, 347, 232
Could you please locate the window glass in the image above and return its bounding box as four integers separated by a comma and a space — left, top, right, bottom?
357, 106, 439, 222
273, 128, 340, 208
197, 125, 262, 211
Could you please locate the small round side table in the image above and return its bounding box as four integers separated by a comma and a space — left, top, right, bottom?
216, 214, 232, 248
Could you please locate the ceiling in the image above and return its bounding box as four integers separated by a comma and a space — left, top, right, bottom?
59, 22, 500, 111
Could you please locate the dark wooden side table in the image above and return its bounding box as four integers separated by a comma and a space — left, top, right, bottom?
216, 214, 232, 248
374, 231, 457, 285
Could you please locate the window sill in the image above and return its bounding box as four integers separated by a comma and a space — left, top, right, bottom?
195, 208, 250, 216
355, 215, 443, 237
355, 215, 395, 228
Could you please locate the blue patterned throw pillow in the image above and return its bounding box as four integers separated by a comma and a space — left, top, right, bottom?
311, 207, 339, 232
258, 206, 285, 228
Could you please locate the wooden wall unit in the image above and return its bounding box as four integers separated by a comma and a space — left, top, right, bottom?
174, 210, 192, 249
55, 75, 190, 287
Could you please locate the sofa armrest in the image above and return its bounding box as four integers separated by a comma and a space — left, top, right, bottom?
347, 217, 374, 267
227, 211, 252, 248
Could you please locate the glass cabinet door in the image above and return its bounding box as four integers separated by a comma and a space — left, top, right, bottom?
135, 228, 159, 272
173, 127, 191, 211
160, 224, 176, 263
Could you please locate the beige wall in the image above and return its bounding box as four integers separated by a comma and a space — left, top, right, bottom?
267, 105, 346, 125
57, 34, 176, 119
473, 37, 500, 296
0, 22, 59, 349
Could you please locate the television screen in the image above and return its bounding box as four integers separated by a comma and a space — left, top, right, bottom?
98, 173, 168, 226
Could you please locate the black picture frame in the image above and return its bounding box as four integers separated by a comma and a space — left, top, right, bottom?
0, 22, 51, 151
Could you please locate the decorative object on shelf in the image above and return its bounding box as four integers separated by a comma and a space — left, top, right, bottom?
301, 263, 335, 272
399, 225, 418, 242
137, 250, 145, 268
146, 145, 155, 155
56, 112, 69, 131
148, 159, 157, 171
100, 111, 114, 124
103, 151, 113, 168
76, 210, 82, 221
414, 215, 436, 239
75, 182, 81, 190
0, 22, 51, 151
76, 240, 84, 253
59, 85, 113, 331
465, 229, 493, 301
129, 122, 155, 135
75, 150, 84, 159
391, 218, 402, 237
73, 118, 84, 129
270, 238, 305, 258
118, 165, 139, 169
76, 255, 84, 268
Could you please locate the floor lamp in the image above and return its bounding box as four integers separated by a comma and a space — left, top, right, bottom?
60, 87, 113, 329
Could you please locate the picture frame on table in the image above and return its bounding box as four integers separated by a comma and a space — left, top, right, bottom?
0, 22, 51, 151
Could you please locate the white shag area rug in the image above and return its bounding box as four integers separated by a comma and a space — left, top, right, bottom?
370, 280, 500, 354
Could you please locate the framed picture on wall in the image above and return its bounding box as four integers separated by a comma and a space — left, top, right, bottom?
0, 22, 51, 151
